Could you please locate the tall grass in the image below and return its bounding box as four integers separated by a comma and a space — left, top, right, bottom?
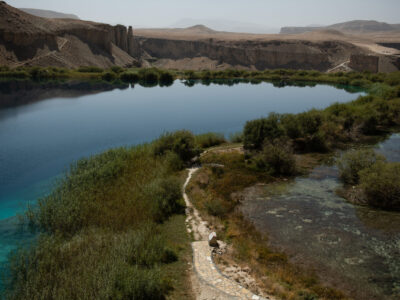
5, 134, 195, 300
195, 132, 226, 149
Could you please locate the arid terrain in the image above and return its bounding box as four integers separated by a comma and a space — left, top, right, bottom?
1, 1, 399, 72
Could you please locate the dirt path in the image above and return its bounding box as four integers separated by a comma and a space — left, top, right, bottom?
184, 168, 270, 300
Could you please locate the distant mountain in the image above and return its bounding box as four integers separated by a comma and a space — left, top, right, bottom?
281, 20, 400, 34
19, 8, 79, 19
171, 18, 279, 34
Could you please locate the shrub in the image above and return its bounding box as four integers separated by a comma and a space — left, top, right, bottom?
138, 69, 160, 83
77, 66, 103, 73
159, 71, 174, 85
152, 130, 199, 163
0, 65, 10, 72
102, 71, 117, 81
229, 131, 244, 143
110, 66, 124, 74
120, 72, 140, 83
360, 161, 400, 210
144, 177, 183, 222
337, 149, 385, 185
243, 113, 285, 150
0, 70, 30, 78
256, 140, 296, 176
195, 132, 226, 149
29, 67, 55, 79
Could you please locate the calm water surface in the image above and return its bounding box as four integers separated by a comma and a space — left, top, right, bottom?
241, 134, 400, 300
0, 79, 363, 285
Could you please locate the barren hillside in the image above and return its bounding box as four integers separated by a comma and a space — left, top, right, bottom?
1, 2, 399, 72
0, 1, 139, 68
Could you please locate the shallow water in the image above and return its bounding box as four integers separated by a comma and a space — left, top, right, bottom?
240, 134, 400, 299
0, 79, 363, 288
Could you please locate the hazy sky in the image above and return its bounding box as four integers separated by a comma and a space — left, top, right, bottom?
7, 0, 400, 28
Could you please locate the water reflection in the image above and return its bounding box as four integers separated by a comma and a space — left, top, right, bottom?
0, 79, 129, 110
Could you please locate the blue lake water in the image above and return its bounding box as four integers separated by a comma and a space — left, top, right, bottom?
0, 79, 363, 282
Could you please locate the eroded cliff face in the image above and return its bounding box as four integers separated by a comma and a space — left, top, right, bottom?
137, 37, 365, 71
0, 1, 141, 67
349, 55, 379, 73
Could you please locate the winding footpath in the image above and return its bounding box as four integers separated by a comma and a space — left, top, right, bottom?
183, 168, 270, 300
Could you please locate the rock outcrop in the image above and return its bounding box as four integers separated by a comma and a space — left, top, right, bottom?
349, 54, 379, 73
136, 37, 367, 71
0, 2, 140, 68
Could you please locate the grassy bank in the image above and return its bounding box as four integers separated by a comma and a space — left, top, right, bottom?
4, 133, 204, 300
1, 65, 400, 91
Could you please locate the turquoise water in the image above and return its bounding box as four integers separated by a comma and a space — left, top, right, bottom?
241, 134, 400, 300
0, 79, 363, 285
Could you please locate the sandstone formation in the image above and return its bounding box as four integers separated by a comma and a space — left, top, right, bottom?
136, 37, 365, 71
0, 1, 140, 68
1, 2, 399, 72
349, 55, 379, 73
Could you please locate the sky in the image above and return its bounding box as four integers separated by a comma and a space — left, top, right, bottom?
7, 0, 400, 29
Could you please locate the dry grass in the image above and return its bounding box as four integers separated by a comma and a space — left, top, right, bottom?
187, 151, 350, 300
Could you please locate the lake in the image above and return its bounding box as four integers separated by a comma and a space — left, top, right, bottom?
0, 79, 363, 285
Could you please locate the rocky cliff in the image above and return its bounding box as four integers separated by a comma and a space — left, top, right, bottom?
137, 37, 366, 71
0, 1, 140, 68
349, 55, 379, 73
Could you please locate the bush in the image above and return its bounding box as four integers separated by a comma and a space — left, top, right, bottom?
159, 72, 174, 85
0, 70, 30, 78
77, 66, 103, 73
144, 177, 183, 222
102, 71, 117, 81
120, 72, 140, 83
110, 66, 124, 74
229, 131, 243, 143
337, 149, 385, 185
29, 67, 54, 79
243, 113, 285, 150
256, 140, 296, 176
0, 65, 10, 72
360, 161, 400, 210
195, 132, 226, 149
153, 130, 199, 163
138, 69, 159, 83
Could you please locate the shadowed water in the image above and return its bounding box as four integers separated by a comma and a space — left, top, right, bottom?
0, 79, 363, 290
240, 134, 400, 300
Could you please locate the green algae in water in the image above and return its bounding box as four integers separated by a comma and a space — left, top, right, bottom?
240, 135, 400, 300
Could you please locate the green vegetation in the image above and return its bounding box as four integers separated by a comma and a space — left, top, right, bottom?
5, 135, 196, 300
251, 139, 297, 176
195, 132, 226, 149
187, 152, 346, 299
360, 161, 400, 210
338, 149, 400, 210
228, 131, 243, 143
338, 149, 385, 185
2, 65, 400, 298
152, 130, 200, 163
